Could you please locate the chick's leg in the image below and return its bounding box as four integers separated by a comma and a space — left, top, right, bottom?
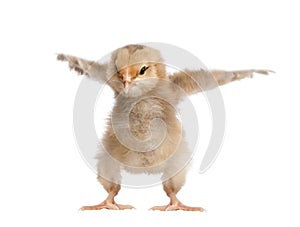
150, 169, 205, 212
81, 153, 134, 210
80, 179, 134, 210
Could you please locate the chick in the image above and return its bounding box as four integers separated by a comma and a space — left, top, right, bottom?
57, 44, 271, 211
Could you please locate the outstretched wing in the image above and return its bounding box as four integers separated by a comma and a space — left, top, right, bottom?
170, 69, 273, 94
57, 54, 108, 83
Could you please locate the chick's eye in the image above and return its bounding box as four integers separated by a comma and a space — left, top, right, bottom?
139, 66, 149, 75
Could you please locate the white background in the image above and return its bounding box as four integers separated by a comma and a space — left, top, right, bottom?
0, 0, 299, 226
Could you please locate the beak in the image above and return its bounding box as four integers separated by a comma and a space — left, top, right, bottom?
120, 70, 132, 92
123, 80, 130, 89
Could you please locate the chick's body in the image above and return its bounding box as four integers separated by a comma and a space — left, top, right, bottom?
102, 97, 183, 171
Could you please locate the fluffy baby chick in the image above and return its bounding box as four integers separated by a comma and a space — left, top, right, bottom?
57, 44, 271, 211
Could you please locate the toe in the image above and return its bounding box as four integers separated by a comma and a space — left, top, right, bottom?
149, 205, 168, 211
117, 204, 135, 210
80, 202, 118, 211
176, 203, 205, 212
